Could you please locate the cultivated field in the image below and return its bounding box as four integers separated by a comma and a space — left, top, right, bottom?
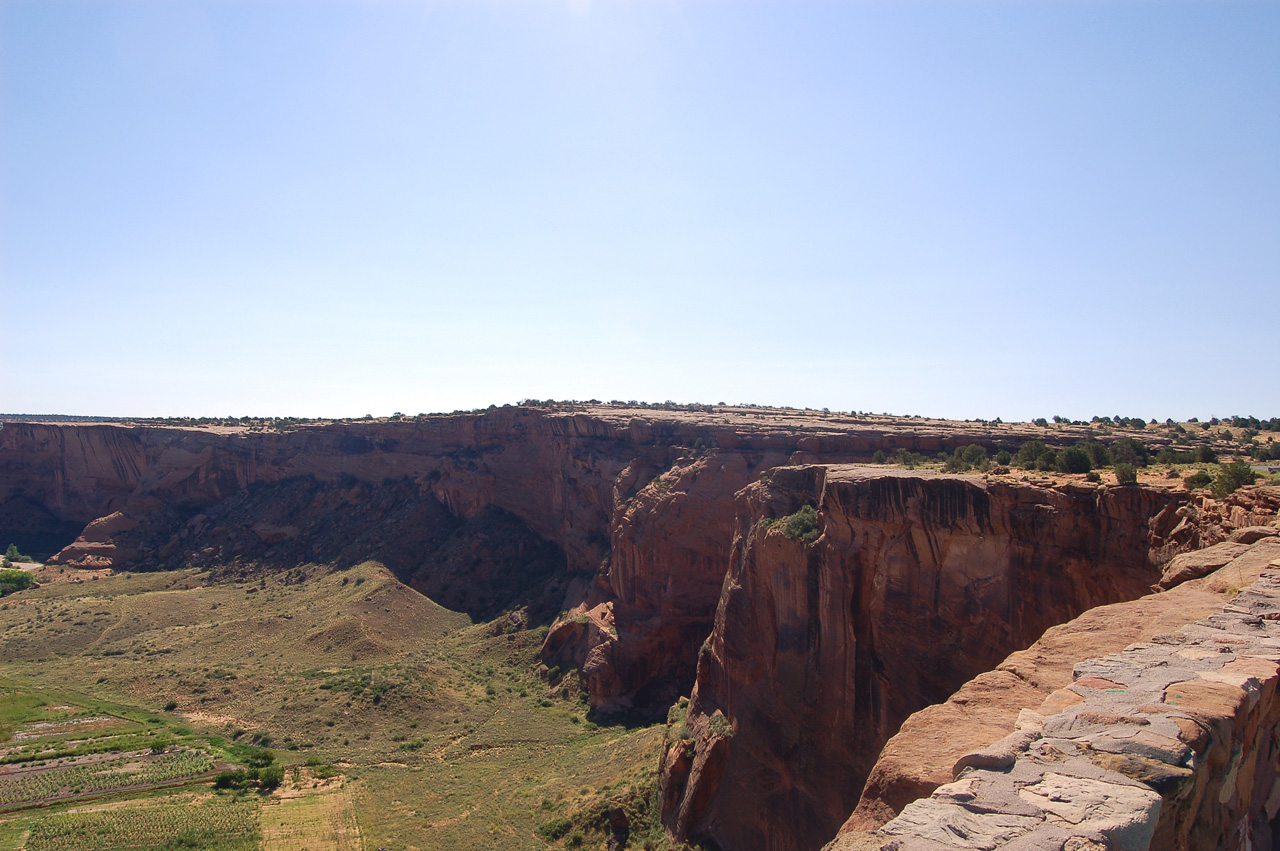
0, 563, 683, 850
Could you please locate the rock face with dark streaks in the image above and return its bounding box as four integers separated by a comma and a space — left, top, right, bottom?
661, 466, 1186, 851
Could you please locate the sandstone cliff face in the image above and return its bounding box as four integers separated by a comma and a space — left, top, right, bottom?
661, 466, 1186, 851
868, 547, 1280, 851
543, 448, 789, 711
839, 487, 1280, 838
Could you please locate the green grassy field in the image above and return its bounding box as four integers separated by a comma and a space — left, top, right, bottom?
0, 564, 687, 851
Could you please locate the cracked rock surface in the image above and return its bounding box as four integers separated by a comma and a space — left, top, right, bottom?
862, 554, 1280, 850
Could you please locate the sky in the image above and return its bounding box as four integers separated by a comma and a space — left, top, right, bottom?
1, 1, 1277, 421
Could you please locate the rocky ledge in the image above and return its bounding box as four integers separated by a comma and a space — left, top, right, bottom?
853, 547, 1280, 850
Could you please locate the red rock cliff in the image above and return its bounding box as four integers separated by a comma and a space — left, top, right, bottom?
661, 465, 1186, 851
3, 409, 1040, 711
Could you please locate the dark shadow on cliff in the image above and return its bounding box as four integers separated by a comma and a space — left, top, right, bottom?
0, 494, 85, 561
108, 476, 573, 624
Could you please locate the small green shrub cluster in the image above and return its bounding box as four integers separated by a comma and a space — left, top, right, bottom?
706, 710, 734, 739
942, 445, 989, 473
1183, 470, 1214, 490
895, 450, 926, 469
1156, 445, 1218, 465
0, 569, 34, 597
766, 505, 820, 544
1013, 438, 1146, 476
212, 761, 282, 792
1212, 460, 1259, 498
2, 544, 34, 566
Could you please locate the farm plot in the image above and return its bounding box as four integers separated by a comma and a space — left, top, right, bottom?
22, 795, 260, 851
260, 774, 362, 851
0, 749, 214, 808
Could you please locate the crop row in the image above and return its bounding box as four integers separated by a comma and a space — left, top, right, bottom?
0, 749, 214, 806
25, 797, 259, 851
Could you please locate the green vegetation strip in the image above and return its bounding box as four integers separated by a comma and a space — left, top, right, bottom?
24, 797, 259, 851
0, 750, 215, 808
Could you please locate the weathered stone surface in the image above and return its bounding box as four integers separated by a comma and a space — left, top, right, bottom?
1158, 541, 1251, 589
879, 799, 1041, 849
842, 555, 1251, 833
1231, 526, 1279, 545
1017, 773, 1160, 850
866, 566, 1280, 851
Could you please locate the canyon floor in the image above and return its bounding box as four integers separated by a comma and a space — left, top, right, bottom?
0, 562, 680, 851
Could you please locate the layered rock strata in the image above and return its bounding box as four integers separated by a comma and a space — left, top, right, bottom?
660, 466, 1186, 851
839, 535, 1280, 840
865, 548, 1280, 851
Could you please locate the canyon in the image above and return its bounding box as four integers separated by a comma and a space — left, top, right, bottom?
1, 405, 1275, 851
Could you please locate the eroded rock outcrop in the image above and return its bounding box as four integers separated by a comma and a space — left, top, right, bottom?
838, 534, 1280, 842
867, 549, 1280, 851
661, 467, 1187, 851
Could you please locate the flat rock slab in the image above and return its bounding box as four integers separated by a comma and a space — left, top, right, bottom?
875, 563, 1280, 850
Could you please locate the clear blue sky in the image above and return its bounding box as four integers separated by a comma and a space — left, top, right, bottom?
2, 1, 1276, 421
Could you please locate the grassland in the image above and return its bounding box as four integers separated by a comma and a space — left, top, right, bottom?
0, 563, 685, 850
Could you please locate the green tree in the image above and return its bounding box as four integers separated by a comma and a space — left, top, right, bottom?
1184, 470, 1213, 490
1111, 438, 1151, 468
1055, 446, 1092, 474
0, 569, 33, 597
1212, 460, 1258, 498
1013, 441, 1049, 469
1114, 463, 1138, 485
1078, 440, 1111, 468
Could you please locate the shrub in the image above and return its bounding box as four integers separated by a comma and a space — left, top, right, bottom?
707, 710, 734, 739
1193, 445, 1218, 464
895, 449, 925, 469
777, 505, 821, 544
537, 817, 572, 841
163, 700, 178, 712
1013, 441, 1049, 470
1085, 471, 1101, 483
0, 569, 33, 597
1184, 470, 1213, 490
1055, 446, 1092, 474
257, 764, 284, 790
1212, 460, 1259, 498
871, 450, 887, 464
1079, 440, 1111, 468
1114, 464, 1138, 485
1111, 438, 1150, 467
214, 769, 249, 790
995, 450, 1012, 465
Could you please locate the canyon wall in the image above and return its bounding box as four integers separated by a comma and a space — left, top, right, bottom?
661, 466, 1187, 851
866, 543, 1280, 851
841, 500, 1280, 838
0, 410, 1036, 715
